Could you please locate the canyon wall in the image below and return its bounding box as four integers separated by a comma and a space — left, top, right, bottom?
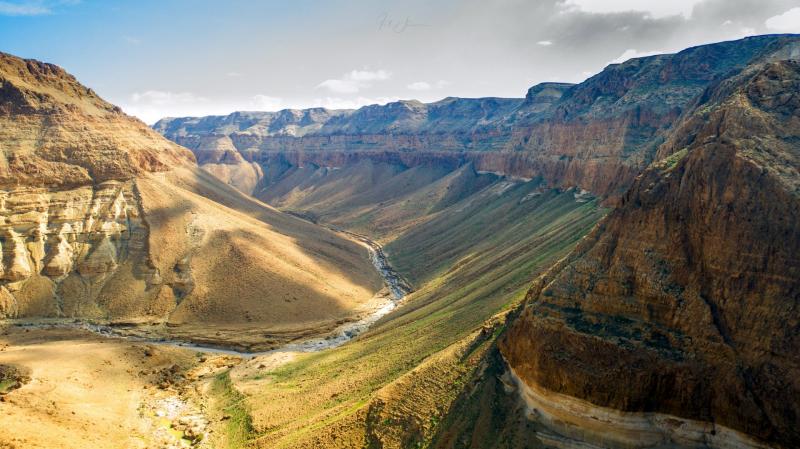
0, 51, 383, 337
0, 51, 193, 320
500, 55, 800, 448
151, 35, 800, 447
0, 181, 164, 319
155, 36, 796, 202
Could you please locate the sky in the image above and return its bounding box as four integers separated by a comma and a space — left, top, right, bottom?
2, 0, 800, 123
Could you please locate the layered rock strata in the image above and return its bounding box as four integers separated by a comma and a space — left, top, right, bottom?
155, 36, 799, 201
500, 56, 800, 448
0, 51, 382, 336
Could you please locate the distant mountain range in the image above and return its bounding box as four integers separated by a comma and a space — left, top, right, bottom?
155, 35, 800, 201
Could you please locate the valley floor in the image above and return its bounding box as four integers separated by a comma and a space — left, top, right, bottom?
0, 326, 250, 449
0, 172, 608, 449
0, 228, 413, 449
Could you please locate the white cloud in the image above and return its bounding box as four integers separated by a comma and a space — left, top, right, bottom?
738, 27, 756, 37
250, 94, 284, 111
609, 48, 663, 64
562, 0, 703, 18
120, 91, 292, 123
0, 0, 80, 16
122, 90, 213, 124
317, 79, 361, 94
347, 69, 390, 82
130, 90, 207, 106
123, 36, 141, 45
407, 81, 432, 91
765, 7, 800, 33
0, 1, 50, 15
317, 69, 391, 93
537, 40, 553, 46
226, 71, 243, 78
407, 80, 449, 91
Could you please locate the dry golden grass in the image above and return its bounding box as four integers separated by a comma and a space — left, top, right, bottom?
138, 167, 383, 338
226, 186, 606, 448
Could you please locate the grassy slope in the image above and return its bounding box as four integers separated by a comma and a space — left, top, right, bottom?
210, 370, 255, 449
259, 161, 498, 243
233, 169, 606, 448
138, 168, 383, 337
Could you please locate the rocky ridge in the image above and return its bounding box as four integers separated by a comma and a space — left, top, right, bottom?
155, 35, 799, 201
500, 46, 800, 448
0, 51, 193, 320
0, 51, 383, 343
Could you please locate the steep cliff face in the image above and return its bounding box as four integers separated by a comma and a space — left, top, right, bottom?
155, 36, 798, 202
0, 52, 194, 188
0, 52, 193, 319
0, 181, 158, 319
500, 55, 800, 448
0, 52, 382, 342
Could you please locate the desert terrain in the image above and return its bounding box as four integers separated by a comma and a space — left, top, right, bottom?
0, 17, 798, 449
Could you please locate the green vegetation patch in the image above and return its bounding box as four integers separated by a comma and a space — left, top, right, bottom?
0, 379, 17, 394
242, 183, 607, 448
210, 370, 255, 449
654, 148, 689, 172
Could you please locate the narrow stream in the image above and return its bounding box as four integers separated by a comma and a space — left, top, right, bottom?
7, 232, 412, 358
335, 228, 413, 300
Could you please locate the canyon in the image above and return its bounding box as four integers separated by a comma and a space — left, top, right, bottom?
0, 50, 384, 348
0, 33, 798, 449
155, 35, 797, 205
153, 35, 800, 449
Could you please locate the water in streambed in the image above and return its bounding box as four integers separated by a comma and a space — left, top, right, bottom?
7, 234, 412, 358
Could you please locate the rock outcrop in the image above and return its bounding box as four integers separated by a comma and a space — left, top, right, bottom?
0, 52, 194, 188
500, 51, 800, 448
0, 51, 383, 341
0, 181, 156, 318
0, 51, 192, 319
155, 36, 798, 203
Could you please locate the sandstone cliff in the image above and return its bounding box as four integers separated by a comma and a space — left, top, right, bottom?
0, 53, 194, 187
0, 52, 382, 344
499, 53, 800, 448
155, 36, 798, 203
0, 51, 191, 319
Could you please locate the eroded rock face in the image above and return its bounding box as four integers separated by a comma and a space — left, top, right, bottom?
0, 182, 165, 319
500, 58, 800, 448
0, 54, 174, 321
155, 36, 797, 202
0, 51, 195, 189
0, 50, 385, 340
0, 51, 195, 321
